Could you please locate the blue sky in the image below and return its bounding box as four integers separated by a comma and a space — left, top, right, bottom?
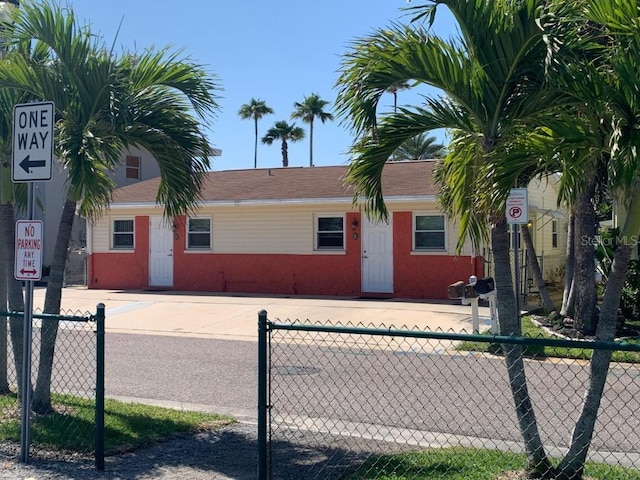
66, 1, 454, 172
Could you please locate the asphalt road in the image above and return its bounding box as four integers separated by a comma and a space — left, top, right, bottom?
105, 333, 258, 420
100, 330, 640, 461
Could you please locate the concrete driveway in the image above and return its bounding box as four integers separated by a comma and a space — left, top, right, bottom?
32, 287, 491, 341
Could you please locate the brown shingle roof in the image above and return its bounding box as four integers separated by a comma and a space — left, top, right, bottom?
111, 160, 438, 204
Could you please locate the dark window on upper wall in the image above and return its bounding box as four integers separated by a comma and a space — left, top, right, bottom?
316, 216, 344, 250
125, 155, 141, 180
414, 215, 445, 250
187, 218, 211, 249
112, 219, 134, 249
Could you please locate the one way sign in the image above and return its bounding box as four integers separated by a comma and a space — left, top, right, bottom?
12, 101, 54, 182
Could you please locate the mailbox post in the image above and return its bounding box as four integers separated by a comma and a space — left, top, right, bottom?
448, 276, 497, 334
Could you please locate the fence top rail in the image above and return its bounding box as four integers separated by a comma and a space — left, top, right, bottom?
0, 310, 94, 323
267, 320, 640, 352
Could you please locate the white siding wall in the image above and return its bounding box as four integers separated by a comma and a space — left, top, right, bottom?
527, 175, 568, 284
92, 200, 481, 257
92, 217, 111, 253
212, 208, 310, 254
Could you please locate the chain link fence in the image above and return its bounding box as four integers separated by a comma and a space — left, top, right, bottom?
259, 315, 640, 479
0, 305, 104, 471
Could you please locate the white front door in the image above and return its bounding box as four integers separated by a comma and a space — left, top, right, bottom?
149, 217, 173, 287
362, 217, 393, 293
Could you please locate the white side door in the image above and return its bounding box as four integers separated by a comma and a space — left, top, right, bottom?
149, 216, 173, 287
362, 217, 393, 293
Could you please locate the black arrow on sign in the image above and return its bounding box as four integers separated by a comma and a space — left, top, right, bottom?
19, 155, 46, 174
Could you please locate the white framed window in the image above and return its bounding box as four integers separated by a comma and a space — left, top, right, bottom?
315, 215, 344, 250
112, 219, 134, 249
187, 217, 211, 249
552, 220, 558, 248
414, 214, 446, 251
125, 155, 141, 180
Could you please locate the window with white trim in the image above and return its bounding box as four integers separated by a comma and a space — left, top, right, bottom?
187, 217, 211, 249
414, 214, 446, 250
125, 155, 141, 180
316, 215, 344, 250
552, 220, 558, 248
112, 219, 134, 249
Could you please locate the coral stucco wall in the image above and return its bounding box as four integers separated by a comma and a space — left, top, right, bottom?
89, 212, 483, 299
392, 212, 483, 299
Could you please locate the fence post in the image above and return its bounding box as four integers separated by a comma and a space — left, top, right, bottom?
95, 303, 105, 471
257, 310, 268, 480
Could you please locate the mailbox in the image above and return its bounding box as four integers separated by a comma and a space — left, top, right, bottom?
447, 281, 465, 299
475, 277, 495, 295
464, 284, 479, 298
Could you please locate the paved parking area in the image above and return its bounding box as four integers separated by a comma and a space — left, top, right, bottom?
32, 287, 491, 340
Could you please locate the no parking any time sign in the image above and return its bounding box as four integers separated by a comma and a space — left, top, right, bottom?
15, 220, 43, 281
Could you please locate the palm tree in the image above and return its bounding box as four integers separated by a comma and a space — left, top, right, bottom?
261, 120, 304, 167
336, 0, 558, 475
0, 1, 219, 413
538, 1, 640, 475
387, 80, 410, 113
291, 93, 333, 167
389, 133, 445, 161
238, 98, 273, 169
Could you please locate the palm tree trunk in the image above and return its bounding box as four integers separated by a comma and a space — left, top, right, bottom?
0, 219, 10, 394
556, 243, 632, 479
281, 140, 288, 167
309, 119, 314, 167
253, 118, 258, 169
492, 217, 552, 477
1, 203, 26, 399
560, 213, 576, 317
521, 225, 555, 312
32, 198, 76, 414
557, 179, 640, 478
0, 210, 10, 395
573, 178, 598, 334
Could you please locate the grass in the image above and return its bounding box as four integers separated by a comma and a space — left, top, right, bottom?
457, 317, 640, 363
0, 393, 234, 454
346, 447, 640, 480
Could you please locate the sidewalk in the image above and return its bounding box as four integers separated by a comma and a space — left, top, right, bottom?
32, 287, 491, 341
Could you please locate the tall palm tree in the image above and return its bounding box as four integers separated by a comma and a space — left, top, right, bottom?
291, 93, 333, 167
336, 0, 558, 475
0, 1, 219, 413
387, 80, 410, 113
261, 120, 304, 167
238, 98, 273, 169
538, 1, 640, 475
389, 133, 445, 161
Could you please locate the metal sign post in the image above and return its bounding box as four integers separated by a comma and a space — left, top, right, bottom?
506, 188, 529, 324
12, 101, 54, 463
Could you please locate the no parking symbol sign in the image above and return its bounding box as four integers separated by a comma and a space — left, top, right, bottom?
506, 188, 528, 224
